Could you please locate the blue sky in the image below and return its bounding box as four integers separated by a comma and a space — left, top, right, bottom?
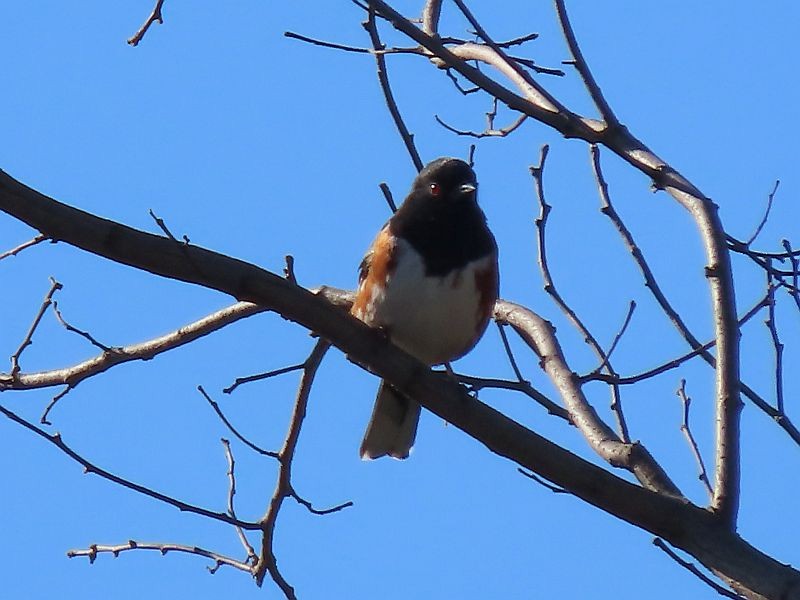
1, 2, 798, 598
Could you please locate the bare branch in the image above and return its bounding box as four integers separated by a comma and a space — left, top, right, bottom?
494, 301, 680, 497
764, 267, 785, 414
222, 363, 306, 395
591, 300, 636, 376
532, 145, 630, 444
590, 146, 800, 446
285, 30, 373, 54
148, 208, 183, 243
451, 0, 568, 115
283, 255, 297, 285
518, 468, 569, 494
455, 373, 570, 421
222, 439, 258, 564
781, 239, 800, 312
588, 146, 741, 524
745, 180, 780, 246
254, 339, 331, 592
0, 402, 259, 530
676, 380, 714, 499
434, 112, 527, 139
1, 302, 265, 393
67, 540, 252, 574
726, 234, 800, 260
51, 300, 112, 352
363, 8, 423, 172
198, 386, 279, 459
1, 171, 796, 597
290, 490, 353, 516
378, 182, 397, 213
367, 2, 742, 523
128, 0, 166, 47
40, 385, 73, 425
421, 0, 442, 35
553, 0, 619, 126
653, 538, 745, 599
10, 277, 62, 377
496, 322, 525, 382
0, 233, 47, 261
495, 32, 540, 48
582, 293, 769, 387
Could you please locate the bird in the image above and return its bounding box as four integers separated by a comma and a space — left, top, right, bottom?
351, 157, 499, 459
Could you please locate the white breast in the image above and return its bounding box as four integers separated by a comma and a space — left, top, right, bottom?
362, 238, 492, 365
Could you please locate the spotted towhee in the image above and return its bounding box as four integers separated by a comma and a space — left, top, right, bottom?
352, 157, 499, 459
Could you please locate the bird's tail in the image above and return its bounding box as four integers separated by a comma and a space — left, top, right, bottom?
360, 381, 421, 460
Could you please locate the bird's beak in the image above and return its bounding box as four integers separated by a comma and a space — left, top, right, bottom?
459, 183, 477, 195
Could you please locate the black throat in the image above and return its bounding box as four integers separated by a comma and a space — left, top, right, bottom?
389, 197, 496, 277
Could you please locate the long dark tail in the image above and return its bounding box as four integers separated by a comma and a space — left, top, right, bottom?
360, 381, 421, 460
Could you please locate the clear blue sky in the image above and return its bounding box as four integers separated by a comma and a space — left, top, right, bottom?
1, 2, 798, 598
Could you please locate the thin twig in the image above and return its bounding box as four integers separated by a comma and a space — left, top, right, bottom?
495, 32, 540, 48
363, 8, 424, 172
746, 180, 780, 246
0, 402, 259, 530
676, 380, 713, 498
781, 239, 800, 311
518, 468, 569, 494
582, 293, 769, 387
1, 302, 265, 393
290, 490, 353, 516
10, 278, 62, 377
764, 265, 785, 414
51, 300, 113, 352
496, 322, 525, 382
444, 68, 481, 95
0, 234, 47, 261
254, 340, 332, 593
67, 540, 252, 574
553, 0, 618, 126
532, 145, 630, 443
653, 538, 745, 599
434, 112, 527, 139
222, 439, 258, 564
127, 0, 166, 46
591, 300, 636, 375
149, 209, 180, 242
223, 363, 306, 395
455, 373, 570, 421
40, 385, 74, 425
379, 182, 397, 213
726, 234, 800, 259
198, 386, 278, 458
451, 0, 567, 115
283, 255, 297, 285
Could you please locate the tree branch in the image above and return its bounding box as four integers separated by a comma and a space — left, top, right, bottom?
67, 539, 252, 574
0, 233, 47, 260
127, 0, 166, 46
0, 169, 794, 599
254, 339, 331, 593
0, 402, 259, 530
363, 8, 423, 172
1, 301, 265, 393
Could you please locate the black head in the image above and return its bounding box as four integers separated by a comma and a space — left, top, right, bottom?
409, 157, 478, 206
390, 157, 496, 276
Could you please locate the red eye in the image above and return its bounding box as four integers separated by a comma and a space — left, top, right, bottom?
429, 183, 441, 197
